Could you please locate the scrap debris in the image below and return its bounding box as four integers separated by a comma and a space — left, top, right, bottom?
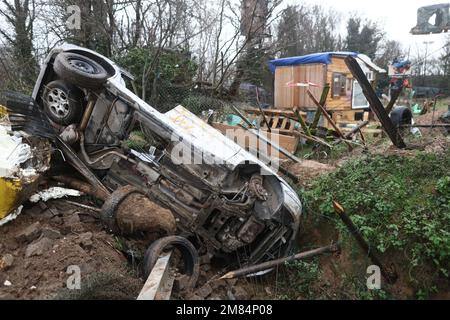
29, 187, 82, 203
0, 109, 51, 223
0, 41, 448, 301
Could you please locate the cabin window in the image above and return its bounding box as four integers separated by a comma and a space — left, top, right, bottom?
352, 80, 370, 109
332, 73, 347, 98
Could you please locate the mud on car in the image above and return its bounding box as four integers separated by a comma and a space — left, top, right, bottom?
25, 44, 302, 265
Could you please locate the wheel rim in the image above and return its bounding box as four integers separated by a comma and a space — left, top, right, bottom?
67, 57, 98, 74
47, 88, 70, 119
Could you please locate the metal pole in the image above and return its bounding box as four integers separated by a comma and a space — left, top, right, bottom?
220, 243, 340, 280
333, 201, 398, 284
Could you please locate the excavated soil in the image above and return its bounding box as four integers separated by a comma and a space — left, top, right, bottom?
0, 200, 143, 299
0, 107, 448, 300
0, 199, 252, 300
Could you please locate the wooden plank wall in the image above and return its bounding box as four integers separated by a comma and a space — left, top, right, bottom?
274, 64, 326, 110
273, 56, 364, 113
326, 57, 354, 111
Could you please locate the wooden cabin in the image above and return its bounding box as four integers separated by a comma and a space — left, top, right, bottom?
270, 52, 386, 127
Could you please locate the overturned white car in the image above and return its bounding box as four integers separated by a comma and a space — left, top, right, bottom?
9, 44, 301, 265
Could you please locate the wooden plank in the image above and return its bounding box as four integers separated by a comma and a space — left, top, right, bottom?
274, 63, 326, 110
281, 117, 289, 130
212, 123, 299, 159
272, 116, 280, 129
137, 252, 173, 300
307, 90, 354, 151
345, 56, 406, 149
275, 66, 295, 109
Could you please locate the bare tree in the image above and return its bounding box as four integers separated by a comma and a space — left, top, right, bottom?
0, 0, 37, 90
276, 4, 342, 58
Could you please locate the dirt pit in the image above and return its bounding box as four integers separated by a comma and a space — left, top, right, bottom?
0, 200, 144, 299
0, 199, 253, 300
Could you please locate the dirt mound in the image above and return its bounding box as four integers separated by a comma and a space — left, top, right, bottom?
0, 200, 140, 300
286, 160, 336, 186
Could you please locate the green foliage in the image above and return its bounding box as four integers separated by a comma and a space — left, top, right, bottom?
304, 151, 450, 281
114, 47, 197, 108
279, 258, 321, 299
125, 131, 149, 150
181, 95, 225, 116
345, 17, 384, 59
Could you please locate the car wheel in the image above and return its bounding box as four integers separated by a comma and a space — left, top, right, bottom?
143, 236, 199, 289
53, 52, 109, 89
43, 80, 84, 125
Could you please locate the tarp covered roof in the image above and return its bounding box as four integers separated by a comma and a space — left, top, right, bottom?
268, 51, 386, 74
268, 52, 357, 73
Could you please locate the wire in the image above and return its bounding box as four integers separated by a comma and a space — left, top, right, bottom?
409, 42, 450, 69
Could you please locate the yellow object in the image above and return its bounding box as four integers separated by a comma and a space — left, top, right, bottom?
0, 178, 23, 219
0, 105, 7, 118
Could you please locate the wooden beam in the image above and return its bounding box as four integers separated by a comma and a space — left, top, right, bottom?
385, 87, 403, 114
344, 121, 370, 139
345, 56, 406, 149
333, 202, 397, 284
294, 107, 312, 137
296, 131, 333, 149
307, 90, 353, 151
255, 88, 271, 132
137, 252, 174, 300
230, 105, 256, 129
310, 84, 330, 130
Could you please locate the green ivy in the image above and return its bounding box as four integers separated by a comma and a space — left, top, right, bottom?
303, 151, 450, 281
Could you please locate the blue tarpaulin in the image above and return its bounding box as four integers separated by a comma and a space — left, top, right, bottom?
268, 51, 358, 73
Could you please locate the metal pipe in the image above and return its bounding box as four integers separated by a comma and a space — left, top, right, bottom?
79, 133, 136, 166
79, 97, 96, 131
55, 137, 111, 199
220, 243, 340, 280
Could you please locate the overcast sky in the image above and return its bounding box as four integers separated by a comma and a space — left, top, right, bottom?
284, 0, 449, 59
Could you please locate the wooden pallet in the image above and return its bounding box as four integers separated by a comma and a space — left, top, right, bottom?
212, 123, 299, 159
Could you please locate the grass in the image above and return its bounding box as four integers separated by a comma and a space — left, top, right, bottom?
298, 149, 450, 298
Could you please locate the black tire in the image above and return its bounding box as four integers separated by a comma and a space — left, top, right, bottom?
143, 236, 200, 289
390, 106, 413, 128
43, 80, 84, 125
53, 52, 109, 89
100, 185, 142, 234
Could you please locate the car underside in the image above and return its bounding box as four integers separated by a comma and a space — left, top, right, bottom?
19, 44, 302, 265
